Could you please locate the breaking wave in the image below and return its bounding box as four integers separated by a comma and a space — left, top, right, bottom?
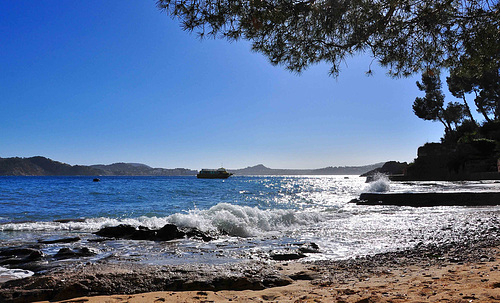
169, 203, 323, 237
0, 203, 323, 238
364, 173, 390, 193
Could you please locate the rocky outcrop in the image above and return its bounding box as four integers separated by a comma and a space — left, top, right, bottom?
38, 237, 81, 244
353, 192, 500, 207
401, 141, 500, 181
0, 262, 292, 302
361, 161, 408, 179
54, 247, 96, 260
94, 224, 214, 242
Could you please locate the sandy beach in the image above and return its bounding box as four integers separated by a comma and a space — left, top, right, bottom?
29, 246, 500, 303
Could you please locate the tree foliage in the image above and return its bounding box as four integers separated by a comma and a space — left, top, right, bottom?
413, 71, 465, 133
157, 0, 499, 77
446, 15, 500, 122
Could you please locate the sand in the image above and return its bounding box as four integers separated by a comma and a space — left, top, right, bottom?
34, 247, 500, 303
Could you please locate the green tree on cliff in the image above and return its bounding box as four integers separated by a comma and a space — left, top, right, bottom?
157, 0, 499, 77
413, 71, 465, 133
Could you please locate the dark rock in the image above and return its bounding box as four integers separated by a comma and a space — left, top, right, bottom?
0, 247, 48, 273
289, 270, 320, 280
39, 237, 81, 244
129, 227, 157, 240
156, 224, 185, 241
95, 224, 137, 238
87, 238, 113, 243
94, 223, 214, 242
0, 248, 45, 265
400, 141, 500, 181
53, 218, 86, 223
52, 282, 90, 301
26, 250, 45, 262
355, 192, 500, 207
0, 247, 41, 258
298, 242, 320, 253
185, 228, 214, 242
270, 251, 306, 261
54, 247, 96, 260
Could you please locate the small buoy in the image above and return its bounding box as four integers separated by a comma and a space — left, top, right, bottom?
93, 178, 100, 182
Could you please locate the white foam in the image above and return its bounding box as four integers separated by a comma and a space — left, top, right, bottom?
168, 203, 323, 237
0, 203, 323, 238
0, 266, 34, 283
0, 217, 170, 232
364, 174, 390, 193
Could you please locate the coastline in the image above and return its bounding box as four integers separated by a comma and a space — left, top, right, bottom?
37, 249, 500, 302
2, 225, 499, 303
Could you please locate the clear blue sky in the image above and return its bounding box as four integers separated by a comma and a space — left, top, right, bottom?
1, 1, 446, 169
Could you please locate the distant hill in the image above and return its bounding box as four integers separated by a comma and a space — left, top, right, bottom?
229, 163, 384, 176
90, 163, 197, 176
0, 157, 197, 176
0, 156, 384, 176
0, 157, 103, 176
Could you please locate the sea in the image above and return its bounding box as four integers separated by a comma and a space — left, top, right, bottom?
1, 175, 500, 281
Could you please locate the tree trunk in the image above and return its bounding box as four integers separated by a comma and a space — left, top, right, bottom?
461, 95, 477, 125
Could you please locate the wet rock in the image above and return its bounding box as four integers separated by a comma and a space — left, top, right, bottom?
0, 248, 45, 265
270, 251, 306, 261
185, 228, 214, 242
156, 224, 185, 241
54, 247, 96, 260
0, 262, 292, 302
39, 237, 81, 244
95, 224, 137, 238
0, 247, 41, 258
129, 226, 157, 241
53, 218, 86, 223
298, 242, 320, 254
0, 247, 48, 274
94, 223, 214, 242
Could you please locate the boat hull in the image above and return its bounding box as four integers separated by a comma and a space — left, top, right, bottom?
196, 173, 231, 179
197, 168, 233, 179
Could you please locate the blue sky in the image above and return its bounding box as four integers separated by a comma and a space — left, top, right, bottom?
1, 1, 446, 169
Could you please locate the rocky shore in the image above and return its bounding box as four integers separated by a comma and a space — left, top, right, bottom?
353, 192, 500, 207
1, 219, 499, 302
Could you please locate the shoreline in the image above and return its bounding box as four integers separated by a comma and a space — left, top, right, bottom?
1, 227, 499, 302
37, 248, 500, 302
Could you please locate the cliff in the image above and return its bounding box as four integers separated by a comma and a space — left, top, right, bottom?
401, 141, 500, 181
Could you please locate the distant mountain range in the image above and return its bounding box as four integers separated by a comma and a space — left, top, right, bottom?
229, 163, 384, 175
0, 157, 196, 176
0, 156, 384, 176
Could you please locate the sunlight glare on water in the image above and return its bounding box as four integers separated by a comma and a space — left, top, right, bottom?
1, 176, 499, 265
